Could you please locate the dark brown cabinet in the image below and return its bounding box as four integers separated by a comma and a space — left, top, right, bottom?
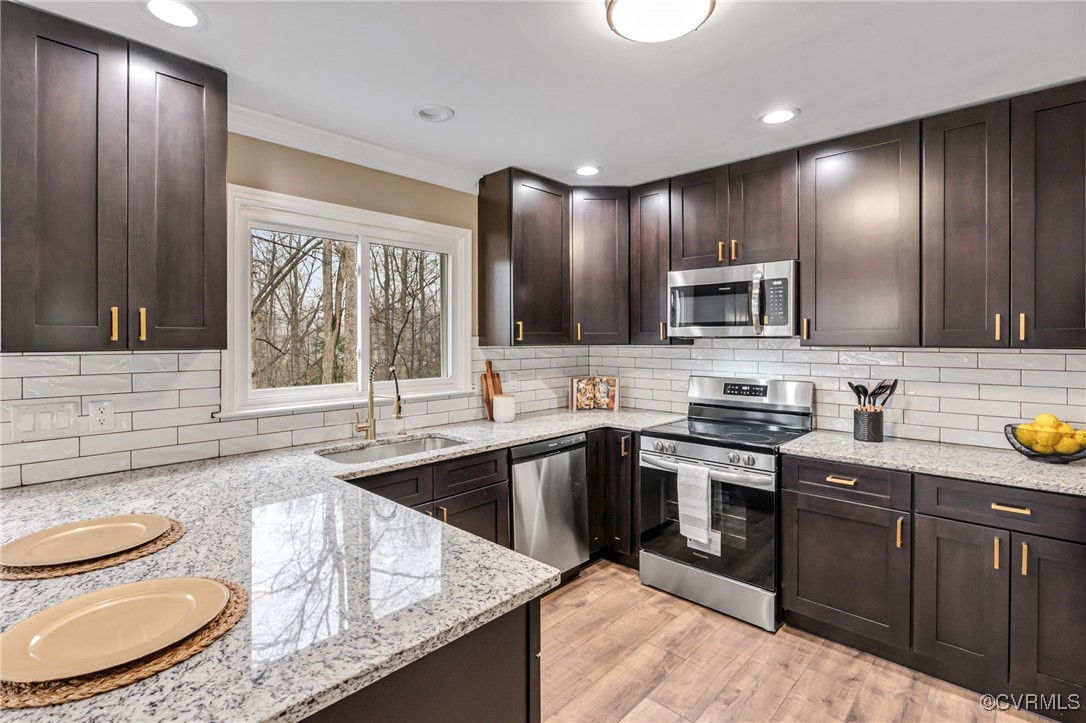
437, 481, 510, 548
128, 43, 227, 350
922, 102, 1011, 347
571, 187, 629, 345
727, 150, 798, 264
351, 466, 434, 507
1, 3, 128, 351
629, 180, 671, 345
604, 430, 635, 556
586, 430, 607, 553
669, 166, 729, 271
0, 3, 227, 352
1011, 81, 1086, 348
478, 168, 571, 346
799, 122, 921, 347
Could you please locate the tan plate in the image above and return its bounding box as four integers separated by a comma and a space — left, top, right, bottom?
0, 577, 230, 682
0, 514, 172, 567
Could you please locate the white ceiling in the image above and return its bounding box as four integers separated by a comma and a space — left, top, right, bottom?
29, 1, 1086, 192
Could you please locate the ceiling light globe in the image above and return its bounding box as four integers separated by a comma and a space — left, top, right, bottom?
607, 0, 715, 43
147, 0, 199, 27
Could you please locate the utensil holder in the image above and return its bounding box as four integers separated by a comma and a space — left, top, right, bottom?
853, 409, 884, 442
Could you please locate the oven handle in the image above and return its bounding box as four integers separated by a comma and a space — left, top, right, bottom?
639, 452, 775, 491
751, 269, 763, 336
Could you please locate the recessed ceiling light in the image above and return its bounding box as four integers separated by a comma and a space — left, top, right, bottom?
606, 0, 715, 43
575, 166, 602, 176
413, 105, 455, 123
758, 108, 801, 125
146, 0, 200, 28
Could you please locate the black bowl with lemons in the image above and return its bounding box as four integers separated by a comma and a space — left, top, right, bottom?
1005, 414, 1086, 464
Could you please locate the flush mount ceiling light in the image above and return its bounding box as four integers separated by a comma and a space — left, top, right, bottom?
412, 105, 455, 123
758, 108, 801, 125
606, 0, 715, 43
146, 0, 200, 27
575, 166, 602, 176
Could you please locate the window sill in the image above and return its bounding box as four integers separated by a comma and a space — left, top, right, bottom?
215, 387, 478, 421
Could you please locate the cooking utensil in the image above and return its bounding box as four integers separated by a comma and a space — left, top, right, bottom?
847, 382, 864, 409
481, 360, 503, 421
855, 384, 870, 411
878, 380, 898, 410
867, 380, 890, 411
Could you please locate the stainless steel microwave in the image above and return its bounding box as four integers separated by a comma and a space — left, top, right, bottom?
667, 260, 797, 338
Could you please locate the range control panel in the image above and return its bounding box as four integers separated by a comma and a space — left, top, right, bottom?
764, 278, 789, 325
722, 383, 768, 398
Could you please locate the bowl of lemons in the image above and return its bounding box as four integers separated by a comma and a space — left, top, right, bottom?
1005, 414, 1086, 464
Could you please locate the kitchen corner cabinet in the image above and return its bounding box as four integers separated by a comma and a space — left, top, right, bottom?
727, 149, 799, 264
478, 168, 571, 346
669, 166, 729, 271
922, 102, 1011, 347
571, 187, 629, 345
798, 122, 921, 347
629, 180, 671, 345
1011, 81, 1086, 348
0, 3, 227, 352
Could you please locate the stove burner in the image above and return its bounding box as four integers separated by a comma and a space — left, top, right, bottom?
725, 432, 774, 444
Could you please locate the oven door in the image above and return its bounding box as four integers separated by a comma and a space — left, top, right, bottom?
667, 261, 795, 338
639, 451, 777, 592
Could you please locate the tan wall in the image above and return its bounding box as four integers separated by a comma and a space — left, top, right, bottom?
227, 133, 479, 330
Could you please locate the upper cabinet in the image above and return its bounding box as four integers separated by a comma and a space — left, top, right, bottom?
478, 168, 571, 345
629, 180, 671, 345
669, 166, 729, 270
128, 44, 227, 350
0, 3, 227, 352
922, 102, 1010, 347
571, 187, 629, 345
728, 149, 799, 264
799, 122, 921, 347
1010, 81, 1086, 349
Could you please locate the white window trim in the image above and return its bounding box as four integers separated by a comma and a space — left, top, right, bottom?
224, 184, 473, 417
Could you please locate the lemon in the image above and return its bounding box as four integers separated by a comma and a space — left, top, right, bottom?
1035, 428, 1062, 447
1015, 424, 1038, 445
1034, 413, 1060, 428
1054, 437, 1082, 455
1057, 423, 1075, 434
1032, 443, 1055, 455
1075, 430, 1086, 445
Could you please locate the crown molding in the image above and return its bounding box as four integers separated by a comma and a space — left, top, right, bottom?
227, 104, 480, 195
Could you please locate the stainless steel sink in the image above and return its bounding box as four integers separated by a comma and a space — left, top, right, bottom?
319, 436, 466, 464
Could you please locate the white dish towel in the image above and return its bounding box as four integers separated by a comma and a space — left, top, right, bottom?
677, 463, 711, 544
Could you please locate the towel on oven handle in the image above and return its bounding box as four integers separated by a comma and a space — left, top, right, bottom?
677, 462, 711, 544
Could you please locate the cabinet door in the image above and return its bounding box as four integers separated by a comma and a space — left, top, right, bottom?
0, 3, 128, 352
799, 122, 921, 346
511, 170, 570, 345
571, 187, 629, 345
432, 450, 508, 499
782, 490, 911, 649
728, 149, 798, 264
128, 43, 227, 350
604, 430, 634, 555
670, 166, 728, 271
351, 466, 434, 507
586, 430, 607, 553
437, 481, 510, 548
1011, 534, 1086, 697
913, 515, 1009, 688
1010, 82, 1086, 348
923, 102, 1011, 347
629, 180, 671, 345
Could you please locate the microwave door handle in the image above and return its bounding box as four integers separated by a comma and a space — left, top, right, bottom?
639, 452, 774, 490
751, 270, 763, 335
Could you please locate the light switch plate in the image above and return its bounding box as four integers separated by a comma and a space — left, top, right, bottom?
7, 401, 80, 442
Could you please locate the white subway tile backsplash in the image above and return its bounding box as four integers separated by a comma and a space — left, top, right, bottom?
132, 370, 219, 392
904, 410, 978, 430
291, 425, 354, 445
1, 465, 20, 488
0, 355, 80, 378
903, 381, 980, 399
133, 406, 217, 430
2, 438, 80, 466
177, 420, 259, 444
24, 374, 131, 398
939, 398, 1021, 417
978, 354, 1064, 370
178, 352, 222, 371
256, 412, 325, 434
939, 429, 1008, 448
1020, 403, 1086, 425
22, 452, 130, 485
980, 385, 1066, 404
81, 354, 177, 374
80, 428, 178, 456
179, 388, 220, 407
839, 351, 903, 366
80, 391, 179, 415
1, 379, 21, 400
940, 368, 1021, 385
1022, 370, 1086, 389
904, 352, 976, 368
220, 432, 293, 456
132, 442, 218, 469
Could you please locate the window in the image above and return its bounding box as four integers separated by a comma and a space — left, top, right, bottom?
225, 186, 472, 416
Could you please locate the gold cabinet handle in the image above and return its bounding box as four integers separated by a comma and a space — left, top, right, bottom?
515, 321, 524, 342
994, 536, 1001, 570
659, 321, 667, 341
895, 517, 904, 548
425, 510, 433, 517
717, 241, 726, 263
138, 307, 147, 342
995, 313, 1002, 342
731, 239, 738, 261
576, 322, 582, 342
439, 506, 448, 523
802, 318, 810, 340
991, 502, 1032, 516
1019, 312, 1026, 342
825, 474, 857, 486
1021, 542, 1029, 576
110, 306, 119, 342
620, 436, 629, 457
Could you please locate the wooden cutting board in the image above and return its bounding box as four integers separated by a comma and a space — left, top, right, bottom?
481, 361, 503, 421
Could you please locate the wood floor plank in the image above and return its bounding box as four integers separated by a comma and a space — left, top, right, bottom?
619, 698, 688, 723
541, 562, 630, 632
647, 605, 726, 660
845, 656, 931, 723
647, 655, 747, 721
550, 642, 684, 723
921, 678, 998, 723
770, 639, 874, 722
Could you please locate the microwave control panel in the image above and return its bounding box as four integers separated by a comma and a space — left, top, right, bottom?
764, 278, 789, 325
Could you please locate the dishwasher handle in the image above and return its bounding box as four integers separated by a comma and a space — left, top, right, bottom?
510, 433, 588, 461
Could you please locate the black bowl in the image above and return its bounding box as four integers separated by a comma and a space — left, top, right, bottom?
1004, 424, 1086, 464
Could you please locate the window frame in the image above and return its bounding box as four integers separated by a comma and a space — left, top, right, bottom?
224, 185, 473, 417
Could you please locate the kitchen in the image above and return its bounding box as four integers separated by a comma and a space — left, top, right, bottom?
0, 0, 1084, 721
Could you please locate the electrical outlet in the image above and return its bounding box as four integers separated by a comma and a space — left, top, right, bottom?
7, 401, 79, 441
89, 401, 115, 431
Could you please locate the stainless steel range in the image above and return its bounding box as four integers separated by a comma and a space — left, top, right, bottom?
639, 375, 814, 632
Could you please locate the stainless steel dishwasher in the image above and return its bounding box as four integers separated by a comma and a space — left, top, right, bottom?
510, 433, 589, 575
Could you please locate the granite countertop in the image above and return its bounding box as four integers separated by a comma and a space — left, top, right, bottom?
781, 430, 1086, 497
0, 408, 679, 722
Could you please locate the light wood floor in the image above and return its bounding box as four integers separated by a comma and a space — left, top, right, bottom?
540, 561, 1045, 723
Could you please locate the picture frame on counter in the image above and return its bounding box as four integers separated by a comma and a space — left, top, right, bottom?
569, 376, 620, 412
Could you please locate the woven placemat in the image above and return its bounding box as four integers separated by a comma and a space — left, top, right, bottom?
0, 519, 187, 581
0, 578, 248, 709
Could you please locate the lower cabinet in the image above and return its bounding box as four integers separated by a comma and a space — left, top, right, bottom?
604, 430, 635, 556
436, 482, 510, 548
586, 430, 607, 553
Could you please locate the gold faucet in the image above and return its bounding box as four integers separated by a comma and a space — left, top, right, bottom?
354, 361, 402, 439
